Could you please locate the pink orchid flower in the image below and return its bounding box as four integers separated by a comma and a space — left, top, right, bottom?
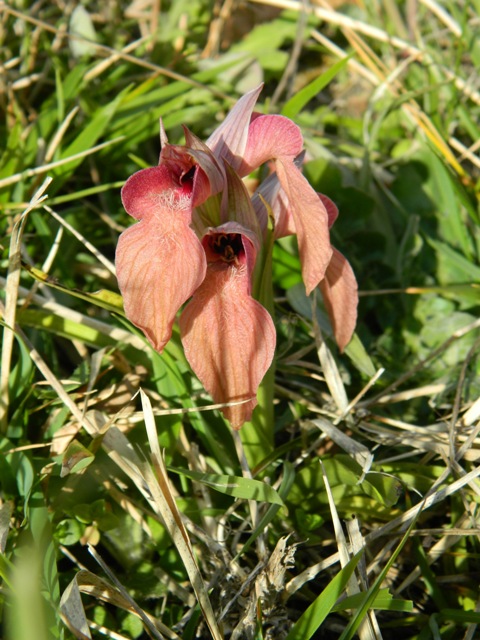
116, 84, 356, 427
207, 90, 357, 349
180, 222, 275, 429
116, 89, 263, 354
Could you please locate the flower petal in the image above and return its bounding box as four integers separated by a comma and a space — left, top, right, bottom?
276, 158, 333, 294
121, 165, 191, 221
319, 193, 339, 228
179, 226, 275, 428
240, 114, 304, 175
319, 247, 358, 352
206, 85, 263, 171
116, 198, 206, 353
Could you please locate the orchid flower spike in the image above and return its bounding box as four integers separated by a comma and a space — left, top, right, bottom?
115, 84, 357, 427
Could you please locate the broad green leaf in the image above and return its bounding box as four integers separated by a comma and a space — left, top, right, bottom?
427, 238, 480, 283
420, 149, 475, 257
54, 519, 84, 546
168, 467, 284, 505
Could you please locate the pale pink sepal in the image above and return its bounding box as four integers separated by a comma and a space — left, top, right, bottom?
179, 224, 275, 429
206, 85, 263, 171
240, 114, 303, 176
276, 158, 333, 295
319, 247, 358, 352
319, 193, 339, 228
117, 166, 207, 352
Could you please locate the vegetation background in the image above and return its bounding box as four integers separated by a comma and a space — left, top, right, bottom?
1, 0, 479, 638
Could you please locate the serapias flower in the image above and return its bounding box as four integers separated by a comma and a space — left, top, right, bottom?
115, 84, 357, 427
180, 222, 275, 429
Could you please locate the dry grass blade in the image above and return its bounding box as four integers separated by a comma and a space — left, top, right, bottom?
310, 418, 372, 473
346, 517, 383, 640
365, 318, 480, 407
312, 296, 348, 413
0, 177, 52, 433
321, 460, 380, 640
393, 513, 475, 596
250, 0, 480, 105
0, 138, 125, 190
1, 3, 230, 99
44, 204, 116, 276
286, 464, 480, 597
419, 0, 462, 36
140, 389, 224, 640
61, 567, 180, 640
80, 411, 223, 637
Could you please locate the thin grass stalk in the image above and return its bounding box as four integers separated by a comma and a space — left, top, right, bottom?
0, 177, 52, 433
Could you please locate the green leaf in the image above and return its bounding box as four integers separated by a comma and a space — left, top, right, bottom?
286, 282, 376, 377
332, 588, 413, 613
235, 461, 295, 559
61, 439, 95, 477
17, 309, 116, 349
362, 472, 403, 508
53, 85, 129, 183
168, 467, 284, 505
5, 326, 34, 409
55, 519, 84, 546
281, 56, 353, 119
427, 238, 480, 283
23, 263, 125, 313
285, 552, 363, 640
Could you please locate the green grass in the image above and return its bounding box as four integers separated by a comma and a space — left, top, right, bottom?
1, 1, 480, 638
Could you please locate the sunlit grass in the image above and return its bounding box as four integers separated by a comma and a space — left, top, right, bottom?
1, 1, 479, 638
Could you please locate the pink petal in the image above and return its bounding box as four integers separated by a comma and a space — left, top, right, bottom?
276, 158, 333, 295
206, 85, 263, 171
121, 165, 192, 221
116, 197, 206, 353
319, 194, 339, 228
319, 247, 358, 352
179, 226, 275, 429
240, 114, 304, 175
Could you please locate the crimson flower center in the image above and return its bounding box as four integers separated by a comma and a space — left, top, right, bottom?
209, 233, 243, 264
